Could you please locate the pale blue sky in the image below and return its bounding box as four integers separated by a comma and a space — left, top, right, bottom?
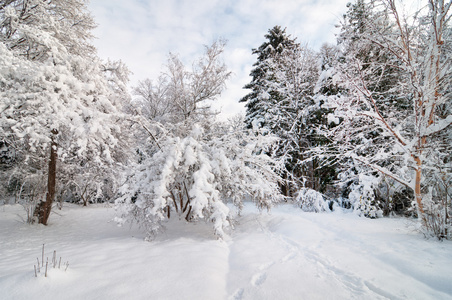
88, 0, 352, 119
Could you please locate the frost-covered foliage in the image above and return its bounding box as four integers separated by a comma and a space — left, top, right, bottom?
312, 0, 452, 238
422, 189, 451, 240
295, 188, 330, 213
0, 0, 132, 222
133, 40, 231, 124
0, 49, 128, 208
118, 40, 267, 240
0, 43, 126, 164
115, 122, 284, 239
240, 26, 337, 195
336, 165, 415, 218
0, 0, 96, 61
347, 174, 383, 218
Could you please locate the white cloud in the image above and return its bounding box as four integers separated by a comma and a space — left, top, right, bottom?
89, 0, 351, 118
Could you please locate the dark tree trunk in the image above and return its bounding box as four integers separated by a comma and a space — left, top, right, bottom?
36, 129, 58, 225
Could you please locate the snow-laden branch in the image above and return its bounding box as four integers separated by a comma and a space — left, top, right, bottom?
422, 115, 452, 137
351, 154, 413, 189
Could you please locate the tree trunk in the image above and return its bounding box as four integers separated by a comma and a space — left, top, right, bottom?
413, 156, 425, 224
37, 129, 58, 225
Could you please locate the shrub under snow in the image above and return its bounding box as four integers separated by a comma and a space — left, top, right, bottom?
348, 174, 383, 219
296, 188, 330, 213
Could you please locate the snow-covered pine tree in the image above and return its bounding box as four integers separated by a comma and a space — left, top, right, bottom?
0, 0, 130, 224
241, 26, 335, 197
240, 26, 300, 131
315, 43, 342, 97
240, 26, 305, 196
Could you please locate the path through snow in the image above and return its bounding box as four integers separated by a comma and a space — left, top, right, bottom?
0, 203, 451, 299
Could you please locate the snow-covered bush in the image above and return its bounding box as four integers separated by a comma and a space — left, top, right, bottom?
421, 185, 451, 240
296, 188, 330, 212
348, 174, 383, 218
115, 122, 284, 240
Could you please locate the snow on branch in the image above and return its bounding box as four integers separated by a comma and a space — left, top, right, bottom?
115, 122, 284, 240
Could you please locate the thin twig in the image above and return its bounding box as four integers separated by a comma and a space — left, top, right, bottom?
36, 258, 40, 272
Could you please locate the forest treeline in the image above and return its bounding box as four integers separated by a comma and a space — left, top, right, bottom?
0, 0, 450, 240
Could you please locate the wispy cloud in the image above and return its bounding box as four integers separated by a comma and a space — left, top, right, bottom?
89, 0, 351, 119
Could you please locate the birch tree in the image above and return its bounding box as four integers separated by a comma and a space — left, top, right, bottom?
330, 0, 451, 237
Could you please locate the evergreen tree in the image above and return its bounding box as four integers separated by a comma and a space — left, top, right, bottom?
240, 26, 300, 131
241, 26, 336, 196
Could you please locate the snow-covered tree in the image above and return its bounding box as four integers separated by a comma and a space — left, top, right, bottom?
118, 42, 284, 239
315, 43, 342, 97
325, 0, 451, 238
116, 121, 284, 239
241, 26, 337, 196
240, 26, 305, 195
0, 0, 130, 224
240, 26, 300, 131
133, 40, 231, 125
56, 59, 133, 207
0, 0, 96, 59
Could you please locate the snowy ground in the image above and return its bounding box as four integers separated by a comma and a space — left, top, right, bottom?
1, 202, 451, 300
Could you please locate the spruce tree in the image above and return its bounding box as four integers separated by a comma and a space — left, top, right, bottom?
241, 26, 329, 195
240, 26, 300, 131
